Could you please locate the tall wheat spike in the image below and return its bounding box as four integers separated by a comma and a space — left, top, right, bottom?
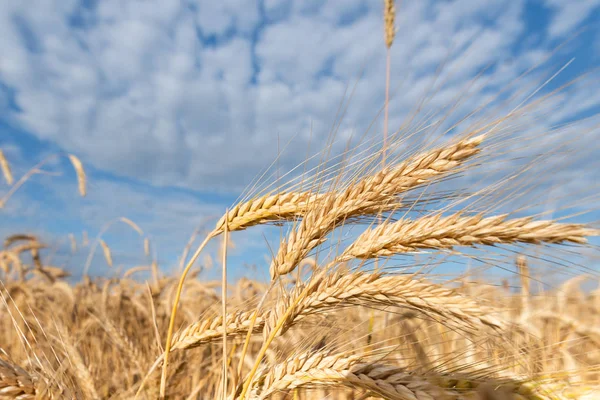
100, 240, 113, 268
0, 150, 14, 185
67, 154, 86, 197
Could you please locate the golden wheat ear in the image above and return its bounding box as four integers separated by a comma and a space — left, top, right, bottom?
170, 269, 506, 351
100, 239, 113, 267
0, 358, 38, 398
344, 213, 598, 258
0, 149, 14, 185
249, 349, 560, 400
67, 154, 86, 197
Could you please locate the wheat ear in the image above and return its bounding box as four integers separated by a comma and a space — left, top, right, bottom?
250, 351, 561, 400
271, 135, 485, 279
0, 359, 38, 399
0, 149, 14, 185
214, 192, 323, 232
345, 214, 600, 258
99, 240, 113, 267
171, 270, 504, 350
67, 154, 86, 197
344, 213, 598, 259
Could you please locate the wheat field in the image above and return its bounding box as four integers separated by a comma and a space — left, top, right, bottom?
1, 2, 599, 400
1, 125, 599, 399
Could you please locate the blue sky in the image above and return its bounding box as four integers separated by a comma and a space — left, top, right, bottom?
0, 0, 599, 283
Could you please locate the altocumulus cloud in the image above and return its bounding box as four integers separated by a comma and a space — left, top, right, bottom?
0, 0, 598, 189
0, 0, 599, 275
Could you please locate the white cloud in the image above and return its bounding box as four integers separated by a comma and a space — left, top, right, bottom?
194, 0, 260, 37
544, 0, 600, 38
0, 0, 598, 197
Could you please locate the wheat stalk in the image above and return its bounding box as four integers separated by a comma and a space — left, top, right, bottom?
517, 255, 531, 317
119, 217, 143, 236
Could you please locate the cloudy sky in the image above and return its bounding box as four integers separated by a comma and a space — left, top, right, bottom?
0, 0, 599, 281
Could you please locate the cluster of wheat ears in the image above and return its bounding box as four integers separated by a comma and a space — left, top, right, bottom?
1, 116, 599, 400
1, 2, 599, 400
